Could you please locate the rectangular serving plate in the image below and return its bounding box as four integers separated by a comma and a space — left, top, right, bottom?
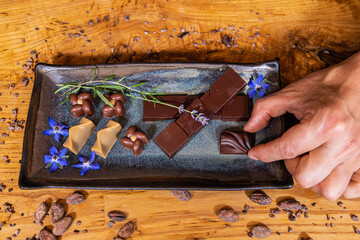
19, 61, 293, 190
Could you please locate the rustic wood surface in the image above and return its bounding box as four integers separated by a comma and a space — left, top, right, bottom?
1, 0, 360, 239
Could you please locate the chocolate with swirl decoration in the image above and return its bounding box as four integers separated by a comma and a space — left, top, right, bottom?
220, 131, 252, 154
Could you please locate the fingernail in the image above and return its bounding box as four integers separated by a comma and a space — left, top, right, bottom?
248, 154, 259, 160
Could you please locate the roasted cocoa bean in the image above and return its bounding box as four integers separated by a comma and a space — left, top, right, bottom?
115, 100, 125, 118
249, 190, 272, 205
277, 199, 301, 211
222, 35, 232, 48
171, 190, 191, 201
34, 202, 48, 224
111, 93, 126, 103
217, 208, 239, 223
108, 211, 127, 222
69, 94, 78, 105
120, 137, 134, 150
53, 216, 72, 236
251, 225, 271, 239
102, 105, 116, 117
66, 192, 85, 205
39, 228, 57, 240
118, 222, 135, 238
126, 126, 137, 138
134, 131, 150, 144
132, 138, 144, 156
70, 105, 85, 118
50, 202, 65, 223
82, 99, 95, 117
78, 92, 94, 103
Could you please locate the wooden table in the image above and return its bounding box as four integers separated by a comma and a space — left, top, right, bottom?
1, 0, 360, 239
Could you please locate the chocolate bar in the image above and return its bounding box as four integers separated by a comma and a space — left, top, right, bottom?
220, 131, 253, 154
143, 95, 249, 121
154, 68, 247, 158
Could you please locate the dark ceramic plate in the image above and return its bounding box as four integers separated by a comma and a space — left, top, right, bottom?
19, 61, 293, 190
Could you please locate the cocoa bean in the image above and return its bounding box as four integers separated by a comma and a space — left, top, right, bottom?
277, 199, 301, 211
217, 208, 239, 223
249, 191, 272, 205
108, 211, 127, 222
53, 216, 72, 236
39, 228, 57, 240
66, 192, 85, 205
171, 190, 191, 201
118, 222, 135, 238
34, 202, 48, 224
50, 202, 65, 223
251, 225, 271, 239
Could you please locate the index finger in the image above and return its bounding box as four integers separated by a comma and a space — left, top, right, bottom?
248, 120, 328, 162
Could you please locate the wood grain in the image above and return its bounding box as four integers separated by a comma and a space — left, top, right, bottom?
0, 0, 360, 239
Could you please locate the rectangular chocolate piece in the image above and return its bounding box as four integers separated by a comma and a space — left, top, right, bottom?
200, 68, 247, 116
143, 95, 189, 121
153, 122, 190, 159
154, 68, 247, 158
220, 131, 253, 154
143, 95, 249, 121
176, 98, 209, 137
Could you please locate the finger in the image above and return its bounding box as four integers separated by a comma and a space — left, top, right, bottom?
309, 161, 354, 201
343, 168, 360, 199
282, 144, 346, 188
248, 120, 327, 162
244, 93, 294, 133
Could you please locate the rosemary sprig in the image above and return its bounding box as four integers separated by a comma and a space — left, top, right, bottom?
55, 68, 209, 125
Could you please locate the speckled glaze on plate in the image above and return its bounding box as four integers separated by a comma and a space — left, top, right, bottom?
19, 61, 293, 190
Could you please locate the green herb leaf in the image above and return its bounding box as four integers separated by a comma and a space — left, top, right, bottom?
60, 94, 70, 105
130, 82, 147, 88
45, 162, 53, 168
117, 77, 126, 83
57, 163, 63, 169
96, 89, 114, 107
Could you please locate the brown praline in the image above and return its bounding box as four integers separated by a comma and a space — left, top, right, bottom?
69, 92, 95, 118
102, 93, 126, 118
120, 126, 150, 156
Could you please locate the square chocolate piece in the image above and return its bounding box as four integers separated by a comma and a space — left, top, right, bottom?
220, 131, 253, 154
153, 122, 190, 159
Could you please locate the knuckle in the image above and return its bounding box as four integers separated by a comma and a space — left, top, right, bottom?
294, 173, 314, 189
319, 106, 350, 134
320, 188, 341, 201
279, 143, 297, 159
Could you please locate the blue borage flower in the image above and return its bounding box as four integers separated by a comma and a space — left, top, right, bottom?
72, 151, 100, 176
42, 117, 69, 142
248, 74, 270, 98
44, 146, 68, 172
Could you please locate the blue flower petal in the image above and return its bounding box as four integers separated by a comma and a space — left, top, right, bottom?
59, 128, 69, 137
261, 83, 270, 91
49, 146, 58, 156
78, 155, 86, 163
80, 166, 90, 176
43, 129, 55, 136
248, 88, 257, 98
54, 132, 60, 142
50, 163, 58, 172
58, 123, 67, 129
89, 163, 100, 170
248, 79, 256, 88
44, 155, 52, 164
258, 90, 265, 98
72, 163, 85, 168
48, 117, 58, 129
58, 148, 67, 158
89, 151, 96, 163
57, 158, 68, 166
256, 75, 263, 85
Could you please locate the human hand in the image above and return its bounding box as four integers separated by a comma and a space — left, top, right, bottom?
244, 52, 360, 200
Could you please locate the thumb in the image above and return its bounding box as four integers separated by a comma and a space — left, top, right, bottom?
244, 92, 293, 133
